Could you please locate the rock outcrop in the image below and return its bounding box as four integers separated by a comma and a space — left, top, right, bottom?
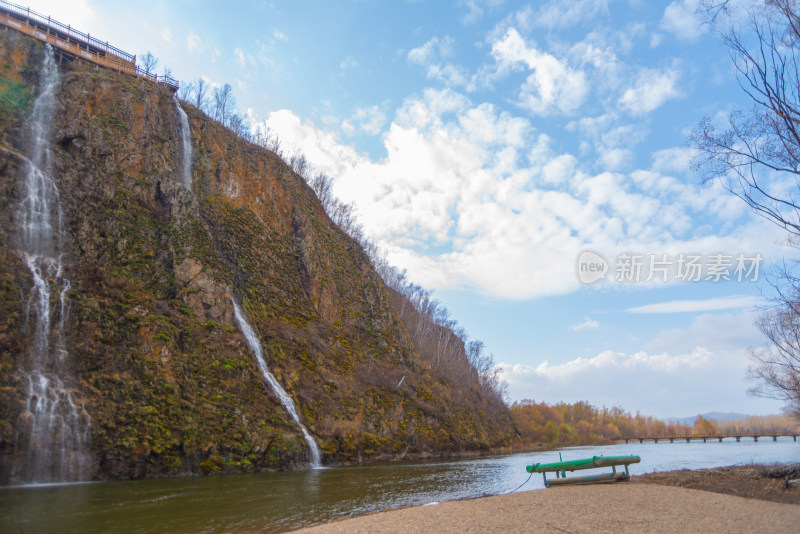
0, 31, 514, 484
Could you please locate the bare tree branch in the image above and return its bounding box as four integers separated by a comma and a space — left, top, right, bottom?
692, 1, 800, 416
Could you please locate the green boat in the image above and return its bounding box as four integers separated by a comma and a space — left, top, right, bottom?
526, 455, 641, 487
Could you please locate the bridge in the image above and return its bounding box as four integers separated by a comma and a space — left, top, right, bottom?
0, 0, 177, 91
621, 433, 798, 444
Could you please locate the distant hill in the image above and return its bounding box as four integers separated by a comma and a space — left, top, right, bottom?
664, 412, 755, 425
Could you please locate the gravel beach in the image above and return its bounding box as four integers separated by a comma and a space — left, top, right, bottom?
293, 483, 800, 533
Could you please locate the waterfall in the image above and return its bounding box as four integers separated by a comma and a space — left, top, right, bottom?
174, 96, 192, 187
232, 300, 322, 468
15, 45, 91, 483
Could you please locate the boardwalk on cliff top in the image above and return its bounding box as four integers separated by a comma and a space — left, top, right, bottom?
0, 0, 178, 91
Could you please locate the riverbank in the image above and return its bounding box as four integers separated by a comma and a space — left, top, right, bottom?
294, 464, 800, 533
632, 463, 800, 504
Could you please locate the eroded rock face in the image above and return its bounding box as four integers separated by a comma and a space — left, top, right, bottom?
174, 257, 233, 323
0, 31, 514, 484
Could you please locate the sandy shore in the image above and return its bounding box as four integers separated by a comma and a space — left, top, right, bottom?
293, 483, 800, 533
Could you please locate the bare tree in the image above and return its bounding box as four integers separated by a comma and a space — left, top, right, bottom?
289, 152, 311, 180
177, 80, 194, 102
227, 112, 249, 139
140, 52, 159, 76
254, 124, 284, 157
194, 78, 209, 112
749, 295, 800, 416
692, 1, 800, 415
309, 172, 334, 209
699, 0, 735, 25
691, 0, 800, 236
212, 83, 235, 126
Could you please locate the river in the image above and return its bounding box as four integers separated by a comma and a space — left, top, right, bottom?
1, 438, 797, 533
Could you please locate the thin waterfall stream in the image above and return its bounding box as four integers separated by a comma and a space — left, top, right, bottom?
14, 45, 91, 483
232, 299, 322, 468
174, 95, 192, 187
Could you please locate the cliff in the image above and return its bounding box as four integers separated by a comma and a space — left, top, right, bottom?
0, 30, 514, 484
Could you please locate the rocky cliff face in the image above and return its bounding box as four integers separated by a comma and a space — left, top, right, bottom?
0, 31, 514, 483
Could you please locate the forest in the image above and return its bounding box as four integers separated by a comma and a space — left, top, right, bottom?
511, 400, 799, 446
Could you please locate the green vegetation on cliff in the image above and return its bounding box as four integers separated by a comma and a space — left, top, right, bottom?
0, 30, 514, 483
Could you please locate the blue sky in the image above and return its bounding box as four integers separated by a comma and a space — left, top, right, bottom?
29, 0, 793, 418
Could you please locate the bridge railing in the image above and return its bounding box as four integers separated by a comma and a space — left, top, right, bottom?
621, 432, 798, 443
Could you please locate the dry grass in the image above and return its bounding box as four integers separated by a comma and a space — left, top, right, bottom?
632, 463, 800, 504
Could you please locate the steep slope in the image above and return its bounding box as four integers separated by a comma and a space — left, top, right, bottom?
0, 32, 514, 484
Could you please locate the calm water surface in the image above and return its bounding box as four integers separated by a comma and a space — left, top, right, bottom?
1, 438, 797, 533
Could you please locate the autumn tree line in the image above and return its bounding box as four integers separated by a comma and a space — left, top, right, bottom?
511, 400, 800, 447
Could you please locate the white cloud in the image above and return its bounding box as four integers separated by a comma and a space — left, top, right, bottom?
650, 33, 663, 47
598, 148, 632, 171
341, 105, 387, 136
233, 48, 257, 71
408, 36, 454, 65
619, 67, 682, 114
187, 32, 203, 53
568, 114, 648, 165
27, 0, 94, 29
651, 147, 694, 174
260, 82, 784, 300
542, 154, 577, 185
569, 317, 599, 331
425, 63, 473, 88
660, 0, 705, 42
498, 311, 779, 416
395, 87, 471, 130
459, 0, 504, 24
273, 30, 288, 41
491, 28, 588, 115
234, 48, 246, 68
160, 28, 173, 44
530, 0, 612, 29
408, 37, 474, 89
626, 295, 761, 314
569, 39, 623, 93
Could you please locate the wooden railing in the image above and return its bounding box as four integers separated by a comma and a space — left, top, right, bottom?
0, 0, 177, 90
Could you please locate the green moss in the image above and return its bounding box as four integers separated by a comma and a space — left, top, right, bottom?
0, 78, 29, 115
200, 455, 224, 473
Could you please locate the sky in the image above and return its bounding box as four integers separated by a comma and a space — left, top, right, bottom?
23, 0, 795, 418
